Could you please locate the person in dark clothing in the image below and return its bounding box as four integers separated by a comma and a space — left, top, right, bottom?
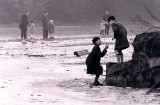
42, 11, 49, 39
103, 11, 110, 35
86, 37, 109, 86
19, 11, 29, 39
108, 16, 129, 63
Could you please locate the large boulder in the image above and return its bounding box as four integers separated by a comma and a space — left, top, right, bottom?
105, 32, 160, 88
132, 32, 160, 58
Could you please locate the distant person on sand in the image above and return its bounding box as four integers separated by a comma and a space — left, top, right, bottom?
19, 11, 29, 39
100, 20, 106, 35
48, 20, 55, 39
108, 16, 129, 63
30, 21, 35, 40
42, 11, 49, 39
86, 37, 109, 86
103, 10, 110, 35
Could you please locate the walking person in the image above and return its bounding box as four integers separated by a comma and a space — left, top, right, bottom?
19, 11, 29, 39
49, 20, 55, 39
108, 16, 129, 63
103, 10, 110, 35
42, 11, 49, 39
86, 37, 109, 86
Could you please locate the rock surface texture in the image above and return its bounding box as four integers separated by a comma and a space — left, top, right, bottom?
106, 32, 160, 90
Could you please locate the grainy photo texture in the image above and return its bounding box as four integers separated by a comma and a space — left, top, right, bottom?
0, 0, 160, 105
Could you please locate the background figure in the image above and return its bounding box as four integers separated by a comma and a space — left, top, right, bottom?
48, 20, 55, 39
108, 16, 129, 63
100, 20, 106, 35
103, 10, 110, 35
30, 21, 35, 39
42, 11, 49, 39
19, 11, 29, 39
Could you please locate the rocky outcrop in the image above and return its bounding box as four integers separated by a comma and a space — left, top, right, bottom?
105, 32, 160, 89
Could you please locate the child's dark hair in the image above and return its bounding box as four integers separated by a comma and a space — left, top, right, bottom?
92, 37, 100, 44
108, 16, 116, 23
30, 21, 33, 23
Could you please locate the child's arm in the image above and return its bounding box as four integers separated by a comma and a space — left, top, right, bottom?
112, 24, 119, 39
93, 46, 107, 57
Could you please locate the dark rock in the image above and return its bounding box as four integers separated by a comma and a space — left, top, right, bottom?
132, 32, 160, 58
105, 32, 160, 90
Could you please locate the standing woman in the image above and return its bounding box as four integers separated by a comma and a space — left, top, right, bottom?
108, 16, 129, 63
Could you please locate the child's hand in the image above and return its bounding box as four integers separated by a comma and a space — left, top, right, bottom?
105, 44, 109, 49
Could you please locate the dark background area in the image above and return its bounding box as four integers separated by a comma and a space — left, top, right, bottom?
0, 0, 159, 25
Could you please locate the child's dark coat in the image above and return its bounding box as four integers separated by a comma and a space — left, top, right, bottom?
112, 23, 129, 50
86, 45, 107, 75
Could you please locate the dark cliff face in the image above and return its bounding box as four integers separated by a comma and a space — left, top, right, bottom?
0, 0, 159, 24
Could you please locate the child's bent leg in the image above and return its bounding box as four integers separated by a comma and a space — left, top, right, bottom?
116, 54, 123, 63
120, 53, 123, 63
119, 50, 123, 63
115, 50, 123, 63
116, 54, 121, 63
93, 74, 100, 85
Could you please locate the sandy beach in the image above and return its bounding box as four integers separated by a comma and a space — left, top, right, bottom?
0, 33, 159, 105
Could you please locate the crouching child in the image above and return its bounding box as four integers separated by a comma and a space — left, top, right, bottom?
86, 37, 109, 86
